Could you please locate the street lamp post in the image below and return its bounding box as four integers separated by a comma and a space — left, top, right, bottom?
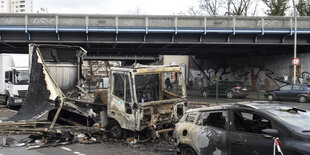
292, 0, 298, 84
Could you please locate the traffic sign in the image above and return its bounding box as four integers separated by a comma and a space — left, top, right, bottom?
292, 57, 300, 66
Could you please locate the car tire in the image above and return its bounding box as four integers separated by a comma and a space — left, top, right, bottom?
226, 91, 234, 99
267, 94, 275, 101
298, 96, 307, 103
180, 146, 197, 155
202, 91, 208, 97
107, 120, 124, 139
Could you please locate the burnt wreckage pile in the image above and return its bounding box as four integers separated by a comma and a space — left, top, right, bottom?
0, 44, 188, 148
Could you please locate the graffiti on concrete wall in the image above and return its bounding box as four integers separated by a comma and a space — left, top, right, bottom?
189, 67, 294, 90
299, 72, 310, 84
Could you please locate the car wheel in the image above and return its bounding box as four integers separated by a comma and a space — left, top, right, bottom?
180, 147, 197, 155
202, 91, 208, 97
267, 94, 275, 101
107, 120, 124, 139
298, 96, 307, 103
226, 91, 234, 99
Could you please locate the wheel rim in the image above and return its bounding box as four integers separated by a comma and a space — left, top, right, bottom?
299, 96, 306, 102
202, 91, 207, 97
111, 126, 122, 138
227, 91, 233, 99
268, 95, 274, 101
183, 148, 195, 155
184, 150, 191, 155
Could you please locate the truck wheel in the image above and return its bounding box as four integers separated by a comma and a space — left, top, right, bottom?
180, 146, 197, 155
298, 96, 307, 103
107, 120, 124, 139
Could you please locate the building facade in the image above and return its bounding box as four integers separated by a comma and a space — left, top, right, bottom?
0, 0, 33, 13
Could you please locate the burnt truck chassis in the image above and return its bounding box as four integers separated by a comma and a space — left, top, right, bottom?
8, 44, 187, 142
94, 65, 187, 140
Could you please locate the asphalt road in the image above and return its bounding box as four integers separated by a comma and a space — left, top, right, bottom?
1, 96, 310, 155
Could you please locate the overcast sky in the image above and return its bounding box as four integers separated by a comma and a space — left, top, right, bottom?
33, 0, 199, 15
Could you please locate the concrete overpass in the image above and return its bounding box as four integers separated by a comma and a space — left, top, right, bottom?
0, 14, 310, 59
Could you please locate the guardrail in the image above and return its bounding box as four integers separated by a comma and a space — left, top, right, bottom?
0, 14, 309, 34
0, 14, 310, 42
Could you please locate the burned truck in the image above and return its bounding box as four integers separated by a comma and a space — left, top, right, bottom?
9, 44, 187, 141
94, 64, 187, 139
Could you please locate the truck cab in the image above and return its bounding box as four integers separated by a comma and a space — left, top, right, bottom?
5, 67, 29, 107
96, 64, 187, 140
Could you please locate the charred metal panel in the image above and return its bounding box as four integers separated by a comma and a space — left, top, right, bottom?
175, 110, 228, 155
37, 45, 83, 93
194, 127, 227, 155
45, 63, 78, 93
8, 44, 86, 121
8, 47, 58, 121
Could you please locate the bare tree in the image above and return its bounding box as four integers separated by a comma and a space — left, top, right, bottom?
188, 6, 202, 15
190, 0, 258, 16
226, 0, 233, 15
198, 0, 225, 15
296, 0, 310, 16
229, 0, 253, 15
262, 0, 290, 16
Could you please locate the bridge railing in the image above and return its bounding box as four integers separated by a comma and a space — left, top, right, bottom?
0, 14, 309, 33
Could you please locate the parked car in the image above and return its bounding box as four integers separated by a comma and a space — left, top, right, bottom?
264, 84, 310, 103
174, 102, 310, 155
201, 81, 249, 99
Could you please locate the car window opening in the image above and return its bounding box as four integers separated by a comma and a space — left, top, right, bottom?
234, 112, 271, 134
198, 112, 226, 129
186, 113, 197, 122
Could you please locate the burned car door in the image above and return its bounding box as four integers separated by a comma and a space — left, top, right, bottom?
194, 110, 228, 155
229, 110, 274, 155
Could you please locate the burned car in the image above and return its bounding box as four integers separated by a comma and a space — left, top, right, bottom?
174, 102, 310, 155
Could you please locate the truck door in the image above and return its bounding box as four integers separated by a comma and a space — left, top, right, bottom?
109, 72, 135, 130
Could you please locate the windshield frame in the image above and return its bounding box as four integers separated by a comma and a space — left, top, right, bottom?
133, 71, 186, 104
14, 70, 29, 85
